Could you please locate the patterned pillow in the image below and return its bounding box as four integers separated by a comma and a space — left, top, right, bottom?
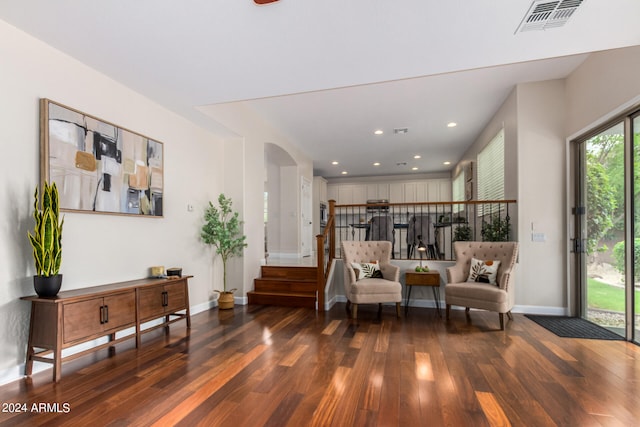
351, 262, 383, 280
466, 258, 501, 285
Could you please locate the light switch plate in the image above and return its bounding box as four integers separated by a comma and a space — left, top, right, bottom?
532, 232, 545, 242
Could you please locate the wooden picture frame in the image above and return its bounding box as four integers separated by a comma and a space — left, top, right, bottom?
40, 99, 164, 216
465, 161, 474, 182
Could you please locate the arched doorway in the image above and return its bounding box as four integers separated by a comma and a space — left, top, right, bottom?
264, 143, 300, 259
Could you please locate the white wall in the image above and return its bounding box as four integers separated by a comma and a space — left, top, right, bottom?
266, 161, 281, 253
196, 102, 314, 297
566, 45, 640, 137
516, 80, 567, 311
454, 80, 568, 314
280, 166, 299, 255
0, 20, 226, 384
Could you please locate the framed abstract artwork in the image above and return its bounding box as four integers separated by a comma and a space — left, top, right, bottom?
40, 99, 164, 216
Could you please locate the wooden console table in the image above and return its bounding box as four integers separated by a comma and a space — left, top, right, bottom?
21, 276, 192, 382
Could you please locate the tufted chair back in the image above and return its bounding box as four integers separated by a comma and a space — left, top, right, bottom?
445, 241, 519, 330
450, 241, 518, 289
342, 240, 397, 281
341, 240, 402, 319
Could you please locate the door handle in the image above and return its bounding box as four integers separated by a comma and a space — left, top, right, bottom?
162, 291, 168, 307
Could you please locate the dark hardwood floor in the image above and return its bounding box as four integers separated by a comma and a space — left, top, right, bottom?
1, 303, 640, 426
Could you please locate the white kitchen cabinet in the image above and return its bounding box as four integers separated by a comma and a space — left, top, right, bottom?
389, 183, 404, 203
329, 178, 451, 204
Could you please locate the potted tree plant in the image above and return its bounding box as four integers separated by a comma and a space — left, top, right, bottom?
201, 194, 247, 309
28, 181, 64, 297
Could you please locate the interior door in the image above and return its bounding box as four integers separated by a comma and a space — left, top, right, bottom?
301, 176, 312, 257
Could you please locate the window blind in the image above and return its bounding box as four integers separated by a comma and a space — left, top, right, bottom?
477, 128, 504, 216
452, 172, 465, 213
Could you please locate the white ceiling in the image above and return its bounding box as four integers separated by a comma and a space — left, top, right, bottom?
1, 0, 639, 177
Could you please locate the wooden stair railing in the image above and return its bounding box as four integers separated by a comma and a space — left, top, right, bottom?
316, 200, 336, 311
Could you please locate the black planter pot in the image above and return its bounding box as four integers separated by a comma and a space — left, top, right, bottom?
34, 274, 63, 297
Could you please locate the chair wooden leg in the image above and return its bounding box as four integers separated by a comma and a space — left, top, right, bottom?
465, 307, 470, 313
396, 302, 401, 318
507, 311, 513, 320
352, 303, 358, 319
446, 304, 450, 320
499, 313, 505, 330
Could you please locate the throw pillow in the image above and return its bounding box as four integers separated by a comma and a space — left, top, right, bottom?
351, 262, 383, 280
466, 258, 501, 285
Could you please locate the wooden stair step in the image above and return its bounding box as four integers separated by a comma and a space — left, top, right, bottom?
254, 278, 317, 293
260, 266, 318, 281
247, 291, 316, 308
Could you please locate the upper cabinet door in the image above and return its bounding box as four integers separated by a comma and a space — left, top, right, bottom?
389, 183, 404, 203
438, 179, 452, 201
403, 183, 417, 203
352, 185, 366, 204
377, 184, 390, 200
327, 184, 338, 203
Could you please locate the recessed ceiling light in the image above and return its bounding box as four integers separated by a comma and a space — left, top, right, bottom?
373, 162, 381, 166
444, 161, 451, 165
374, 130, 383, 135
332, 161, 339, 165
414, 155, 421, 159
447, 122, 457, 128
412, 167, 418, 171
341, 171, 348, 175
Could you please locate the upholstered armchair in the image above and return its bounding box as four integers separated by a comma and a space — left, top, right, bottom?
341, 240, 402, 319
445, 241, 519, 330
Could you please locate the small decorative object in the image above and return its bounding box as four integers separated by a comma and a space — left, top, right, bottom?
166, 267, 182, 277
201, 194, 248, 309
466, 258, 501, 285
150, 266, 165, 277
28, 182, 64, 297
415, 237, 429, 272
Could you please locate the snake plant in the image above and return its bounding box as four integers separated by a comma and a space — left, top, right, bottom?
28, 182, 64, 276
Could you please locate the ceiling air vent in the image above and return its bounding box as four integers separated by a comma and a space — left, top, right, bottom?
516, 0, 584, 33
393, 128, 409, 135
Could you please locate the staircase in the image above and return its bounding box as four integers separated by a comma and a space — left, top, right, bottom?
248, 265, 318, 308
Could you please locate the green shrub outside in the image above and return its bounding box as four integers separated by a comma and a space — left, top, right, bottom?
612, 239, 640, 281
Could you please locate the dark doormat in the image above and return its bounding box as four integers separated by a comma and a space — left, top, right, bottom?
524, 315, 624, 340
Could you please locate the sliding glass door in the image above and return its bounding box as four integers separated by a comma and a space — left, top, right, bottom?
575, 109, 640, 342
634, 114, 640, 342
